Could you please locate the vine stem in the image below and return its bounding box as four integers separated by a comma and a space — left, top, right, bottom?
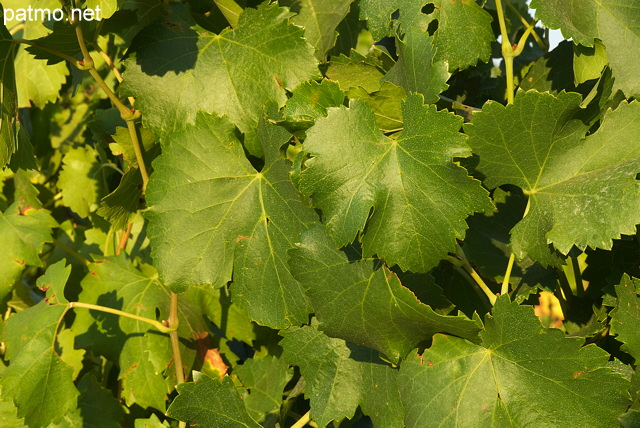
501, 198, 530, 295
68, 302, 178, 334
504, 0, 546, 50
69, 12, 150, 192
291, 411, 311, 428
452, 244, 497, 305
168, 291, 186, 428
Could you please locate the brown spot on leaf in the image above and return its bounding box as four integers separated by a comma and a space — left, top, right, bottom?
236, 235, 250, 242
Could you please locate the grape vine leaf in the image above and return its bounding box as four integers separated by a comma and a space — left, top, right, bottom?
0, 202, 57, 296
52, 375, 125, 428
97, 169, 143, 230
289, 225, 481, 363
280, 325, 405, 427
360, 0, 493, 70
287, 0, 353, 61
86, 0, 117, 19
398, 296, 631, 427
300, 94, 492, 272
0, 9, 17, 169
235, 356, 293, 422
0, 301, 78, 427
326, 57, 381, 94
58, 145, 111, 218
36, 259, 71, 305
465, 91, 640, 266
574, 40, 608, 85
426, 0, 494, 71
281, 79, 345, 131
9, 18, 68, 108
166, 372, 260, 428
122, 2, 319, 138
531, 0, 640, 97
71, 256, 212, 411
348, 81, 406, 132
384, 27, 450, 104
359, 0, 430, 40
146, 111, 316, 328
611, 275, 640, 360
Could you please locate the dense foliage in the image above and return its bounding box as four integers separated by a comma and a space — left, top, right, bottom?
0, 0, 639, 426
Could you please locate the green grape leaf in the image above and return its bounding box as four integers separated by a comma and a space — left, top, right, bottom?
146, 111, 316, 327
0, 400, 24, 427
86, 0, 117, 19
384, 27, 450, 104
36, 259, 71, 305
52, 375, 125, 428
289, 0, 353, 61
348, 81, 406, 132
167, 372, 260, 428
300, 94, 491, 272
280, 325, 405, 428
235, 356, 293, 422
0, 9, 16, 169
10, 19, 68, 108
58, 146, 111, 218
0, 302, 78, 427
359, 0, 430, 40
281, 79, 345, 131
0, 203, 56, 296
108, 125, 157, 168
574, 40, 608, 85
97, 169, 143, 230
325, 50, 391, 93
399, 296, 630, 427
289, 225, 481, 363
23, 22, 96, 65
427, 0, 494, 71
531, 0, 640, 97
465, 91, 640, 265
71, 256, 212, 411
122, 2, 319, 138
611, 275, 640, 360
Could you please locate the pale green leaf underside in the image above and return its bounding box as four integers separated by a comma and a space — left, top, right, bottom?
146, 112, 315, 328
399, 297, 630, 427
301, 94, 491, 273
289, 225, 480, 363
466, 91, 640, 264
122, 2, 319, 137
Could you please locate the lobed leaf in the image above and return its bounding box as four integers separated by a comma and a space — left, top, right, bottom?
289, 225, 481, 363
280, 325, 405, 427
301, 93, 492, 272
399, 297, 631, 427
466, 91, 640, 265
146, 111, 316, 328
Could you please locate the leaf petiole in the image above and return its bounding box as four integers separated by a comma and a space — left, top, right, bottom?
291, 410, 311, 428
68, 302, 178, 333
